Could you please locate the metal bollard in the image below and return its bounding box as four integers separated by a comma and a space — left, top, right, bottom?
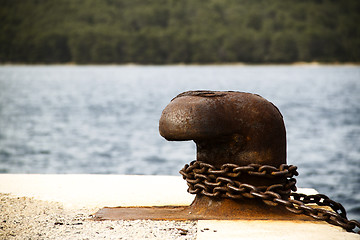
158, 90, 304, 220
95, 90, 310, 221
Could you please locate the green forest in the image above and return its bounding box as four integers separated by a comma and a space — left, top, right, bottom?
1, 0, 359, 64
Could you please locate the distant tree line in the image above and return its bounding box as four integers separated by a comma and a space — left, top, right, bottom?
0, 0, 359, 64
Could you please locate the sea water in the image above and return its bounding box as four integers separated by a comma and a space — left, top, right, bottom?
0, 65, 359, 220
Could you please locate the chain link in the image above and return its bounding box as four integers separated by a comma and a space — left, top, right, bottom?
180, 161, 360, 234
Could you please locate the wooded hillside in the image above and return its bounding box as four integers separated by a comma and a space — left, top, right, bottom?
1, 0, 359, 64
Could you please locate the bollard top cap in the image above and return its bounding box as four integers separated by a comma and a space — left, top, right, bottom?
159, 90, 286, 166
159, 90, 284, 140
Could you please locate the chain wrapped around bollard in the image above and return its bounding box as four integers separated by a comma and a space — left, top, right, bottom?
180, 160, 360, 234
95, 90, 359, 236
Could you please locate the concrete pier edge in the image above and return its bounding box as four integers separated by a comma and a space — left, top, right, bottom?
1, 174, 358, 239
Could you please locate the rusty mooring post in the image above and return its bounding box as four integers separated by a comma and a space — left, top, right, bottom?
95, 91, 311, 221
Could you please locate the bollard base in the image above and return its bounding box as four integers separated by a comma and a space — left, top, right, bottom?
94, 195, 315, 221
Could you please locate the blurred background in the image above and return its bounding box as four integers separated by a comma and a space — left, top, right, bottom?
0, 1, 359, 221
0, 0, 359, 64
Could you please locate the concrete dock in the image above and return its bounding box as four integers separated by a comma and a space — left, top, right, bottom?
0, 174, 358, 239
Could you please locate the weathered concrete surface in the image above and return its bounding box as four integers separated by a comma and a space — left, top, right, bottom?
0, 193, 196, 240
0, 174, 197, 239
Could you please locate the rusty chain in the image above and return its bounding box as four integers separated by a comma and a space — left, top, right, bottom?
180, 160, 360, 234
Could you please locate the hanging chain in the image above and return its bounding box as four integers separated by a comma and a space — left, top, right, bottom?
180, 160, 360, 234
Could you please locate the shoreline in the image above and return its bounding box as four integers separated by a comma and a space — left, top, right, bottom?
0, 62, 359, 67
